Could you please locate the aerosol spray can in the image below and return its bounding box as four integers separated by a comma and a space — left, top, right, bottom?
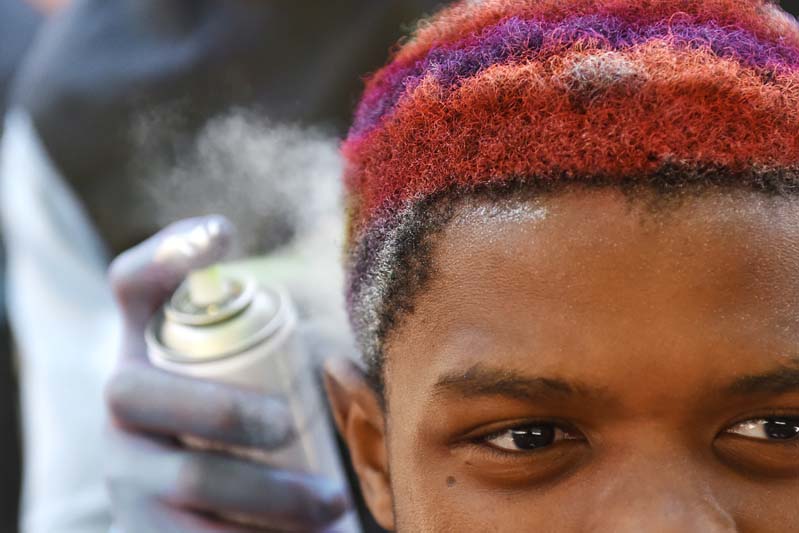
146, 266, 361, 532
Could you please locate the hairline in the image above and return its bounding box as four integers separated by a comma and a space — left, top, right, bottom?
347, 169, 799, 396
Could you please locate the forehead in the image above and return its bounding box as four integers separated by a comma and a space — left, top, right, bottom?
384, 188, 799, 404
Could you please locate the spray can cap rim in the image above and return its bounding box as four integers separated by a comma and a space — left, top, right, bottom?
166, 277, 256, 326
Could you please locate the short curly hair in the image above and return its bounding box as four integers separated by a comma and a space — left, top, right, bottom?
341, 0, 799, 389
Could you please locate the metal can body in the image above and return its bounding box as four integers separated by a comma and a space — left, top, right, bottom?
146, 278, 361, 532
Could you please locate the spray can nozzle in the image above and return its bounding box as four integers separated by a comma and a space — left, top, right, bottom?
187, 265, 230, 307
165, 265, 253, 327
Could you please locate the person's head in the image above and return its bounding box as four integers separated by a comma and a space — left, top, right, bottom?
324, 1, 799, 530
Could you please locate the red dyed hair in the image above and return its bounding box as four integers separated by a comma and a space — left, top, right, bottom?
342, 0, 799, 374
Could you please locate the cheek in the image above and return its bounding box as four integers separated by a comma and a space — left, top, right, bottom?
386, 429, 586, 532
706, 470, 799, 531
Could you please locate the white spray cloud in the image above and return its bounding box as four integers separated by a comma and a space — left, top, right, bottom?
133, 109, 345, 256
127, 110, 354, 358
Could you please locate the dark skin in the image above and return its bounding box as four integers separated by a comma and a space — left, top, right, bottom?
326, 188, 799, 532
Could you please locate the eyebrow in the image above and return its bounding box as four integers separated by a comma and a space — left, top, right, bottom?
432, 363, 604, 403
727, 365, 799, 396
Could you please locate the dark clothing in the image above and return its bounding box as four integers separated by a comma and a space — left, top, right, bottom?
13, 0, 446, 255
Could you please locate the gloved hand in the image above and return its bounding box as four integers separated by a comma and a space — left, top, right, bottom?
104, 216, 350, 532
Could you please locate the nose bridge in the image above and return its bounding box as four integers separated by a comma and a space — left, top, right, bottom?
582, 452, 738, 533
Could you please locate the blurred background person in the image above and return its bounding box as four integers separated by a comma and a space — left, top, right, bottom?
0, 1, 48, 531
0, 0, 443, 532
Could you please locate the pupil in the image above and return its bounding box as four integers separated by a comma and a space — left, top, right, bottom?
511, 425, 556, 450
764, 419, 799, 440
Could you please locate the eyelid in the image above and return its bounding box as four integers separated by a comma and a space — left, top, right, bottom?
457, 417, 580, 443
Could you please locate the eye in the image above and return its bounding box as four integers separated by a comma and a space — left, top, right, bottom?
726, 417, 799, 441
482, 423, 579, 453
